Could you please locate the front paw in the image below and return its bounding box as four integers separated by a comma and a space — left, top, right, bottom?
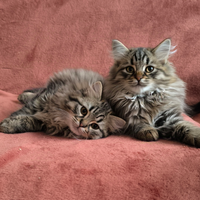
17, 93, 25, 104
135, 129, 159, 141
0, 118, 16, 133
182, 130, 200, 148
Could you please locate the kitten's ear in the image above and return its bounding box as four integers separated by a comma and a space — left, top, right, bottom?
92, 81, 103, 99
112, 40, 129, 61
152, 39, 171, 64
108, 115, 126, 133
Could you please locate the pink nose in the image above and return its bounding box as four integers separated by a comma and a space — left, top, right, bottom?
136, 72, 143, 81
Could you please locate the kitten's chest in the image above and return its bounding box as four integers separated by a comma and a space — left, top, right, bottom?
115, 90, 166, 120
127, 90, 165, 105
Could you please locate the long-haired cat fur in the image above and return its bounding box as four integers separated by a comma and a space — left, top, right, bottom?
104, 39, 200, 147
0, 69, 125, 139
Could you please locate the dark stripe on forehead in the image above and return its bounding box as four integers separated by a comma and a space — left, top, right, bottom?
134, 53, 138, 61
69, 96, 82, 105
89, 106, 95, 111
135, 48, 144, 61
96, 115, 105, 123
92, 102, 111, 116
96, 118, 104, 123
142, 53, 146, 61
93, 107, 99, 113
131, 57, 134, 65
146, 57, 149, 65
96, 114, 104, 119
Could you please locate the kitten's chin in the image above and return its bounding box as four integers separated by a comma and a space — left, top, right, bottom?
70, 125, 83, 136
131, 84, 154, 94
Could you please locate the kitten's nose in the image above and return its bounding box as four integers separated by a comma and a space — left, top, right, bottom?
135, 72, 143, 81
79, 126, 89, 134
80, 120, 89, 128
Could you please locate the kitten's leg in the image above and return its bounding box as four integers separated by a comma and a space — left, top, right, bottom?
0, 115, 42, 133
172, 121, 200, 147
18, 87, 44, 104
126, 123, 159, 141
156, 112, 200, 147
185, 102, 200, 117
10, 106, 34, 117
18, 92, 37, 104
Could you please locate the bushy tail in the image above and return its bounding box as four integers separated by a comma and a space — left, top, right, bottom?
184, 102, 200, 117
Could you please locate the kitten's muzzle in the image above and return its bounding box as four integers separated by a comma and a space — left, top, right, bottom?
135, 71, 143, 81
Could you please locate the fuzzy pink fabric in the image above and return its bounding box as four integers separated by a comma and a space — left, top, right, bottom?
1, 0, 200, 199
0, 91, 200, 199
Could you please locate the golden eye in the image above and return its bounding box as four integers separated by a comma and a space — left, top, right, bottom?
80, 106, 87, 116
145, 66, 154, 73
91, 123, 99, 130
126, 66, 134, 73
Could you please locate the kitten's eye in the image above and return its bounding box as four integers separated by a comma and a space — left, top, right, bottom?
91, 123, 99, 130
126, 66, 134, 73
145, 66, 154, 73
80, 106, 88, 116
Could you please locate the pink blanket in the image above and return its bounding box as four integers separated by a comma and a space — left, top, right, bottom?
1, 0, 200, 199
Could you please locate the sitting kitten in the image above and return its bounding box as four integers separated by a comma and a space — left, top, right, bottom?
104, 39, 200, 147
0, 69, 125, 139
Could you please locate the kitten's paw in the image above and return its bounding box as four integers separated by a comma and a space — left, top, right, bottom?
194, 138, 200, 148
18, 92, 35, 104
18, 93, 30, 104
17, 93, 25, 104
189, 128, 200, 148
182, 130, 200, 148
0, 118, 16, 133
173, 122, 200, 148
136, 129, 159, 141
193, 138, 200, 148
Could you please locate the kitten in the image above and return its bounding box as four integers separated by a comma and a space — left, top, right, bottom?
104, 39, 200, 147
0, 69, 125, 139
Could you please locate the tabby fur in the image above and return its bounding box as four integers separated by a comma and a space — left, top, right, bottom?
0, 69, 125, 139
104, 39, 200, 147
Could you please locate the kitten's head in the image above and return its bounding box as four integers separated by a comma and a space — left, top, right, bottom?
52, 81, 126, 139
108, 39, 177, 94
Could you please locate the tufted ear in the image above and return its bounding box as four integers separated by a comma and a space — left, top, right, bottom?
152, 39, 171, 64
112, 40, 129, 61
92, 81, 103, 100
108, 115, 126, 133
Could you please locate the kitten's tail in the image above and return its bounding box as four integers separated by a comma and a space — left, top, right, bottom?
184, 102, 200, 117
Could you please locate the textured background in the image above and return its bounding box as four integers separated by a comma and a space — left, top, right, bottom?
1, 0, 200, 103
1, 1, 200, 200
0, 90, 200, 200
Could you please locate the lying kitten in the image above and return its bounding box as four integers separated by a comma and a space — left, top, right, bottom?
0, 69, 125, 139
104, 39, 200, 147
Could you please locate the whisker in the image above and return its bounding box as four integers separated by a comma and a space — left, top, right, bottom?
72, 134, 82, 141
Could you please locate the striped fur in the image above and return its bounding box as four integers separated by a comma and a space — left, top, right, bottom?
0, 69, 125, 139
104, 39, 200, 147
